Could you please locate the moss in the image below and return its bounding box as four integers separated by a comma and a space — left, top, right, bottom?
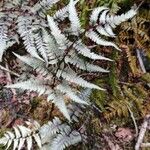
142, 73, 150, 83
30, 97, 40, 110
91, 79, 108, 111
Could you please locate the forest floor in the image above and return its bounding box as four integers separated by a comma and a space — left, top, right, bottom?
0, 0, 150, 150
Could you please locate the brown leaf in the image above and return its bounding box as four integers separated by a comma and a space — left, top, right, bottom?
115, 128, 134, 142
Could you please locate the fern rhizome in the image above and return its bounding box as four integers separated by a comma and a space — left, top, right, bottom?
0, 0, 137, 149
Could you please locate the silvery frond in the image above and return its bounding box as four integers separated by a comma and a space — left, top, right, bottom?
57, 68, 105, 90
13, 53, 51, 77
86, 30, 121, 51
106, 9, 137, 28
6, 79, 53, 96
99, 9, 109, 24
90, 6, 109, 25
50, 126, 81, 150
47, 15, 70, 51
43, 31, 62, 60
68, 0, 81, 35
53, 5, 69, 21
56, 82, 88, 104
96, 25, 116, 37
34, 29, 49, 64
0, 121, 41, 150
73, 40, 112, 61
0, 23, 8, 61
65, 54, 109, 73
17, 16, 42, 60
47, 92, 71, 121
40, 117, 67, 144
53, 0, 78, 22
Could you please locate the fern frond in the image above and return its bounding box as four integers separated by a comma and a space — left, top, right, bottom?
104, 24, 116, 37
17, 16, 42, 60
42, 32, 60, 63
13, 53, 50, 77
73, 40, 112, 61
34, 29, 49, 64
6, 79, 53, 96
51, 126, 81, 150
99, 9, 109, 24
0, 121, 41, 150
68, 0, 81, 34
65, 54, 109, 73
0, 24, 8, 61
90, 7, 108, 25
104, 99, 129, 121
96, 25, 110, 37
96, 24, 116, 37
86, 30, 121, 51
56, 83, 88, 104
53, 5, 69, 21
107, 9, 137, 28
53, 0, 78, 22
48, 93, 71, 121
57, 69, 105, 90
32, 0, 60, 14
40, 117, 66, 142
47, 15, 70, 51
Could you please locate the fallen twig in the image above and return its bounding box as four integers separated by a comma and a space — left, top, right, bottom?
0, 64, 19, 77
141, 143, 150, 147
127, 105, 138, 137
136, 49, 146, 73
135, 115, 150, 150
5, 62, 17, 102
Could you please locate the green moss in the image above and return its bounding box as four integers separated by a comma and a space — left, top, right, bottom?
30, 97, 40, 110
108, 50, 120, 97
91, 79, 107, 111
142, 73, 150, 83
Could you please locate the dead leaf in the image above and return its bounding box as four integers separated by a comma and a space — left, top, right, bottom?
115, 128, 134, 142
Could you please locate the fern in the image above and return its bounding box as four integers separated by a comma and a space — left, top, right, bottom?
85, 30, 121, 51
50, 127, 81, 150
0, 3, 138, 149
119, 8, 150, 71
65, 54, 109, 72
0, 24, 8, 61
0, 101, 88, 150
0, 0, 137, 62
17, 16, 43, 60
104, 85, 149, 121
2, 0, 136, 120
0, 121, 41, 150
73, 40, 112, 61
68, 0, 81, 35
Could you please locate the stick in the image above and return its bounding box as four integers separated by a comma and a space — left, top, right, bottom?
5, 62, 17, 102
135, 115, 150, 150
0, 64, 19, 77
136, 49, 146, 73
127, 105, 138, 136
141, 143, 150, 147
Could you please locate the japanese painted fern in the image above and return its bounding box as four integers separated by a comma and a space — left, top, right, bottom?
0, 0, 137, 149
0, 102, 86, 150
0, 0, 137, 120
